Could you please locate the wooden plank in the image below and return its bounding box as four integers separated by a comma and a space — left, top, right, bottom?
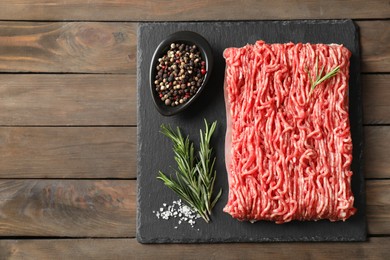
0, 237, 389, 259
367, 180, 390, 235
0, 22, 136, 73
359, 21, 390, 73
0, 180, 135, 237
0, 74, 136, 126
0, 179, 386, 237
0, 127, 136, 179
0, 1, 388, 21
0, 125, 386, 180
0, 21, 387, 73
0, 73, 385, 127
364, 127, 390, 179
363, 74, 390, 125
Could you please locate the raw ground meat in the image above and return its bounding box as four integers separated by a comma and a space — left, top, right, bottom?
223, 41, 356, 223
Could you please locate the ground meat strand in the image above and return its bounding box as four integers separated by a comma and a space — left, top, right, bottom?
223, 41, 356, 223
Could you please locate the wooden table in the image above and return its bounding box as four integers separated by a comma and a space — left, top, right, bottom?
0, 1, 388, 259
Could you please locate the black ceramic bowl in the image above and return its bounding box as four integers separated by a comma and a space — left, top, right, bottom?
150, 31, 213, 116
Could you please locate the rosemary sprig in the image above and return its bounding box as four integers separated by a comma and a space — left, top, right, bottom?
157, 119, 222, 223
308, 57, 340, 95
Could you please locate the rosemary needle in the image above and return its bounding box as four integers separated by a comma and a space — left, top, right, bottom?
308, 57, 340, 96
157, 119, 222, 223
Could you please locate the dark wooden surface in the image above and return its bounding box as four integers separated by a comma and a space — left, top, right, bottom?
0, 1, 388, 259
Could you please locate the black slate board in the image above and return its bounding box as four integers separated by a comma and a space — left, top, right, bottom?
137, 20, 366, 243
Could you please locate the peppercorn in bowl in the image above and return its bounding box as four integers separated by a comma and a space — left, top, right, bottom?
150, 31, 213, 116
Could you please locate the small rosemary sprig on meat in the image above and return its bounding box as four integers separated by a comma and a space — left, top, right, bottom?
157, 119, 222, 223
308, 57, 340, 95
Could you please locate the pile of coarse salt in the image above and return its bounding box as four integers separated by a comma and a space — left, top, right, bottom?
153, 199, 201, 229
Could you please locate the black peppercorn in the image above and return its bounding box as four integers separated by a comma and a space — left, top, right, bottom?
154, 42, 207, 107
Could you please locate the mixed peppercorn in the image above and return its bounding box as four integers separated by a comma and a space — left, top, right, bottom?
154, 43, 207, 107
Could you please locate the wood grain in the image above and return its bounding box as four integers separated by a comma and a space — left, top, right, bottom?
359, 21, 390, 73
0, 74, 136, 126
0, 21, 387, 73
0, 0, 388, 21
0, 22, 136, 73
0, 74, 386, 126
0, 179, 387, 238
0, 127, 136, 179
0, 237, 389, 259
0, 125, 386, 179
0, 180, 135, 237
0, 1, 386, 258
0, 72, 385, 129
367, 180, 390, 235
363, 74, 390, 125
364, 127, 390, 179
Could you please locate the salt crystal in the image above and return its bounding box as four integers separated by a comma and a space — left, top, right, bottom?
153, 200, 201, 230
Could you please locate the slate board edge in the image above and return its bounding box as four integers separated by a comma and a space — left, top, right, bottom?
350, 20, 368, 240
136, 24, 143, 244
136, 20, 366, 243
